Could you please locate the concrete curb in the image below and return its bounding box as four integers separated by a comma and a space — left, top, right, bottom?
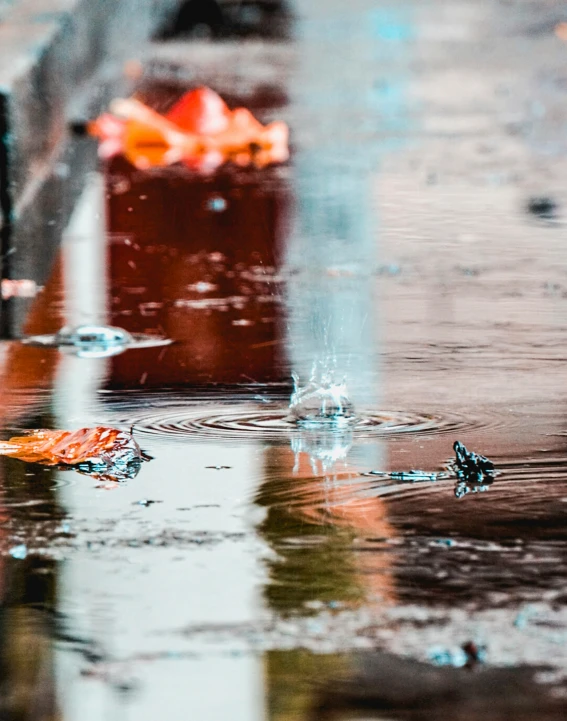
0, 0, 182, 335
0, 0, 181, 225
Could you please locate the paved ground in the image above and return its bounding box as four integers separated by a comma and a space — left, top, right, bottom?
2, 1, 567, 719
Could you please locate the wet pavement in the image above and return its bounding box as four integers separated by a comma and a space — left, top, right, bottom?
2, 0, 567, 719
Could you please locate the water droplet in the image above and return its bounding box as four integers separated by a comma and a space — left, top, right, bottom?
207, 196, 228, 212
186, 281, 218, 293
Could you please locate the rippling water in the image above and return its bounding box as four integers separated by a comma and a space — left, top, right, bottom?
104, 399, 475, 443
2, 0, 567, 719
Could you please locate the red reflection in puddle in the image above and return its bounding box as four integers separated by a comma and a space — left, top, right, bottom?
106, 156, 290, 387
0, 255, 64, 422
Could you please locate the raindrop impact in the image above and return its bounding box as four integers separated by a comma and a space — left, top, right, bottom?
289, 365, 356, 426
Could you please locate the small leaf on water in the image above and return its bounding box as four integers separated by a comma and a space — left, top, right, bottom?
0, 427, 147, 482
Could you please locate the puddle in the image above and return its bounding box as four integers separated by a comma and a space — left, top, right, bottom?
2, 0, 567, 719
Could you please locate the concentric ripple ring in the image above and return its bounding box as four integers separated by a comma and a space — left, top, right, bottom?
107, 404, 475, 443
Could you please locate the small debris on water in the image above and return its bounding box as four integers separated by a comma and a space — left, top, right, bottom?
428, 641, 486, 669
462, 640, 487, 668
360, 442, 493, 496
428, 645, 469, 667
526, 196, 559, 221
361, 469, 445, 482
206, 465, 231, 470
134, 499, 162, 507
452, 441, 496, 498
429, 641, 487, 669
23, 324, 172, 358
9, 544, 27, 560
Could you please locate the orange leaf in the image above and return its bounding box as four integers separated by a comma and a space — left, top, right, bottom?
88, 88, 289, 171
0, 427, 144, 481
122, 120, 172, 168
165, 87, 231, 135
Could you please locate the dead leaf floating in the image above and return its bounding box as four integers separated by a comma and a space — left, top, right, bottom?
88, 86, 289, 172
0, 427, 145, 481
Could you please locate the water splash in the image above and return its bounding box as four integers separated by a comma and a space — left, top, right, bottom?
289, 364, 356, 426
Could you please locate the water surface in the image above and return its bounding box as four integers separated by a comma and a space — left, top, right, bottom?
2, 1, 567, 719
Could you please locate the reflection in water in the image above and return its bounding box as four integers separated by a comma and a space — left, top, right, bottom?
291, 424, 353, 475
256, 495, 365, 615
0, 222, 66, 715
0, 254, 65, 426
256, 446, 396, 617
310, 651, 567, 721
266, 650, 349, 721
105, 154, 290, 388
0, 565, 59, 720
0, 456, 61, 720
265, 647, 567, 721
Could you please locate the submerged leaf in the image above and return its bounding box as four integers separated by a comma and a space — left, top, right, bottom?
0, 427, 145, 482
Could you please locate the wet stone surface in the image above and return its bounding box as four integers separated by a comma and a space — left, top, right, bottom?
2, 1, 567, 720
